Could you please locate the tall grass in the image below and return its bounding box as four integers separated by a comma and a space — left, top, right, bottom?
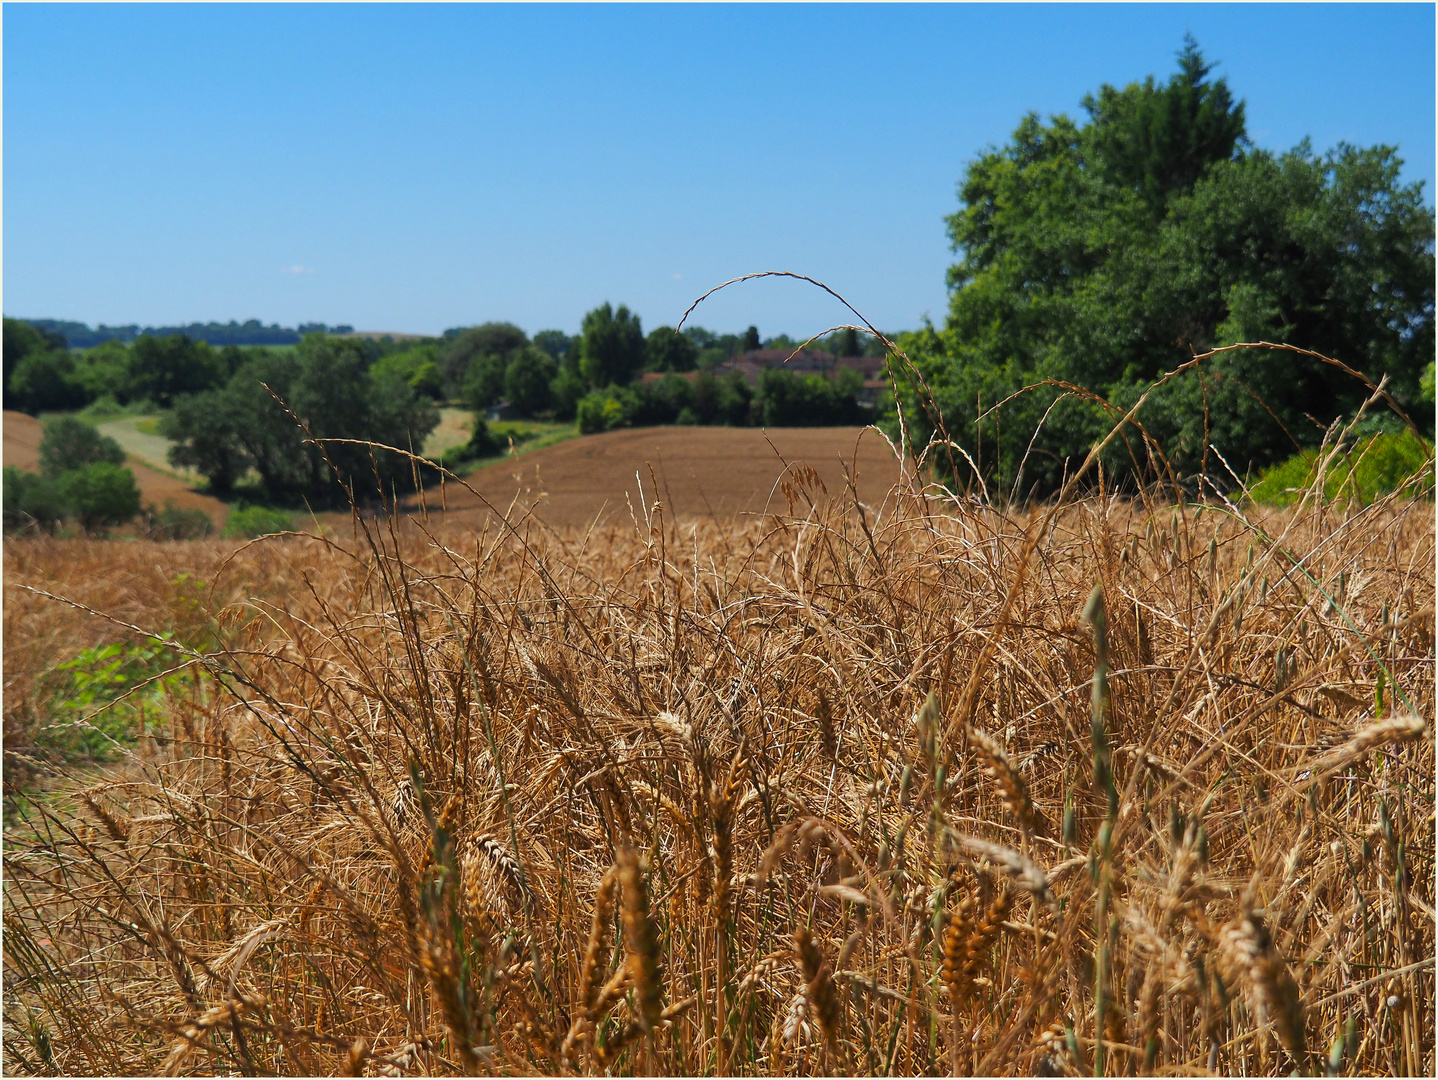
4, 446, 1431, 1074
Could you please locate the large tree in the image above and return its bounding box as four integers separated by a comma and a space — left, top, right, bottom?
891, 40, 1434, 495
440, 322, 529, 397
163, 335, 437, 504
579, 303, 645, 387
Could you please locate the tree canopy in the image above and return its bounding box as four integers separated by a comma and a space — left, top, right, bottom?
890, 39, 1434, 496
579, 303, 645, 387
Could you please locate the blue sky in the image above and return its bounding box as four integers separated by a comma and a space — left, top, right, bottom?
5, 3, 1433, 339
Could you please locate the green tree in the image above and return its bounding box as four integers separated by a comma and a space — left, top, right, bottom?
59, 462, 141, 533
461, 354, 508, 412
4, 319, 72, 412
8, 350, 86, 414
645, 326, 697, 372
39, 417, 126, 476
893, 40, 1434, 495
163, 335, 437, 504
549, 363, 587, 421
372, 345, 444, 399
68, 341, 131, 403
1084, 34, 1247, 215
533, 330, 575, 362
579, 303, 645, 387
125, 334, 227, 406
441, 323, 529, 397
3, 466, 66, 532
504, 346, 558, 416
742, 326, 761, 352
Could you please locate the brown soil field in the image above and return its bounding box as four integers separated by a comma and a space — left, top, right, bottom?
4, 410, 230, 527
417, 425, 906, 530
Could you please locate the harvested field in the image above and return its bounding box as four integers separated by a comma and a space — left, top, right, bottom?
3, 411, 230, 528
2, 469, 1433, 1076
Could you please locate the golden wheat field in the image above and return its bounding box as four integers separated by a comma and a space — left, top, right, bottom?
3, 458, 1434, 1076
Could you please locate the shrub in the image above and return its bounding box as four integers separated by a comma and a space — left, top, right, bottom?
576, 386, 641, 434
58, 462, 142, 533
1250, 429, 1435, 506
38, 416, 127, 476
3, 466, 67, 532
143, 501, 216, 541
221, 505, 295, 539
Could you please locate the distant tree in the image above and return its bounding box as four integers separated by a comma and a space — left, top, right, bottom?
579, 304, 645, 387
742, 326, 761, 352
163, 335, 437, 504
59, 462, 141, 533
504, 346, 558, 415
4, 318, 68, 411
68, 341, 132, 403
758, 367, 864, 427
163, 391, 246, 494
8, 350, 85, 414
39, 417, 126, 476
3, 466, 66, 532
461, 354, 508, 412
126, 334, 227, 406
645, 326, 697, 372
690, 370, 754, 426
533, 330, 575, 362
441, 323, 529, 397
373, 346, 444, 399
831, 328, 860, 357
549, 363, 587, 421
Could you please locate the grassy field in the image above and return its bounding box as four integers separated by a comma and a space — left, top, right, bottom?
2, 451, 1432, 1076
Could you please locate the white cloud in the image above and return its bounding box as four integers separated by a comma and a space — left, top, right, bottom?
280, 265, 315, 275
671, 272, 683, 281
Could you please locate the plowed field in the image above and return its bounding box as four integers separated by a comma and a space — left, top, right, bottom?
422, 425, 905, 529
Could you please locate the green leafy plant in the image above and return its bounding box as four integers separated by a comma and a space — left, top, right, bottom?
221, 504, 295, 539
39, 638, 183, 762
1249, 429, 1435, 506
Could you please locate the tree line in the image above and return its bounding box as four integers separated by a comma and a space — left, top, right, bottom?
3, 309, 884, 507
884, 37, 1435, 497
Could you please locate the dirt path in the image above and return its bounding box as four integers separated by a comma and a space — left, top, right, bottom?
3, 411, 231, 527
407, 425, 906, 531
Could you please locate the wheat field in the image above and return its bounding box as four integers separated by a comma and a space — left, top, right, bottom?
3, 459, 1433, 1076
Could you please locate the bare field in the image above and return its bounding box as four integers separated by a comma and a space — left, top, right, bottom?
423, 425, 902, 530
2, 473, 1433, 1076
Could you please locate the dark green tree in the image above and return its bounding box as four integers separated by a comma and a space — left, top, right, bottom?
645, 326, 697, 372
3, 466, 66, 532
59, 462, 142, 533
549, 363, 587, 421
4, 319, 71, 412
441, 323, 529, 396
8, 350, 86, 414
38, 417, 126, 476
533, 330, 575, 362
125, 334, 227, 406
504, 346, 558, 415
742, 326, 761, 352
1084, 34, 1247, 215
892, 40, 1434, 495
163, 335, 437, 504
461, 354, 508, 412
579, 304, 645, 387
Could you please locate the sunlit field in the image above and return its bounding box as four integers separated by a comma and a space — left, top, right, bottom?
4, 457, 1431, 1076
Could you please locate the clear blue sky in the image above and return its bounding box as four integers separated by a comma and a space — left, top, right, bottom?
5, 3, 1433, 339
